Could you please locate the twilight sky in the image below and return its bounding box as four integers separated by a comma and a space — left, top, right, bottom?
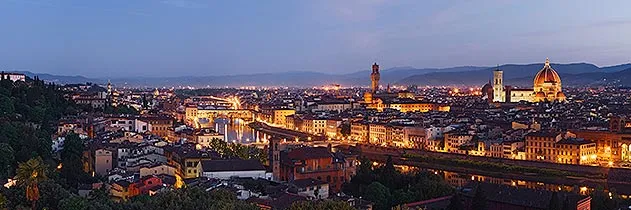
1, 0, 631, 77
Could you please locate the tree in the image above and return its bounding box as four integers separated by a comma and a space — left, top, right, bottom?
379, 156, 397, 189
447, 194, 464, 210
15, 157, 48, 210
60, 133, 86, 187
0, 193, 7, 210
0, 143, 15, 180
471, 185, 487, 210
363, 182, 391, 210
289, 200, 354, 210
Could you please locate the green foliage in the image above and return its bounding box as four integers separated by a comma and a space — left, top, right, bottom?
0, 192, 7, 210
60, 133, 93, 188
0, 143, 15, 180
343, 157, 454, 210
104, 105, 139, 115
209, 138, 268, 164
289, 200, 355, 210
363, 182, 391, 210
0, 79, 82, 165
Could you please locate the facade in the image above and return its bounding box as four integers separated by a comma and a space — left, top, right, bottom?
302, 117, 327, 135
368, 123, 388, 145
492, 69, 505, 102
482, 58, 566, 103
350, 121, 369, 142
293, 178, 330, 199
94, 148, 113, 176
0, 72, 26, 82
444, 132, 473, 153
272, 144, 357, 193
525, 131, 563, 162
273, 109, 295, 127
370, 62, 380, 93
556, 138, 597, 165
194, 128, 224, 148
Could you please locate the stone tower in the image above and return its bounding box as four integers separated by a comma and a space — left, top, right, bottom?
270, 137, 281, 181
370, 62, 380, 93
493, 69, 506, 102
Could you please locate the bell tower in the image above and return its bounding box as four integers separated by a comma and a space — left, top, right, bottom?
493, 68, 505, 102
370, 62, 380, 93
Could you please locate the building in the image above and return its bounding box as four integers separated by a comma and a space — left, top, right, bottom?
481, 58, 566, 103
525, 131, 563, 162
272, 144, 357, 193
370, 62, 380, 94
94, 148, 113, 176
492, 69, 505, 102
0, 72, 26, 82
139, 116, 173, 138
301, 116, 327, 135
292, 178, 329, 199
194, 128, 224, 148
555, 138, 597, 165
350, 121, 369, 142
533, 58, 566, 102
201, 159, 268, 180
368, 123, 388, 145
273, 109, 295, 127
444, 132, 474, 153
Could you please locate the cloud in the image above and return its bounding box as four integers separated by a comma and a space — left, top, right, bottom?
161, 0, 206, 9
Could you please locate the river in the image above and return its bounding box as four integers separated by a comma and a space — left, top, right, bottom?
395, 165, 631, 198
212, 118, 270, 144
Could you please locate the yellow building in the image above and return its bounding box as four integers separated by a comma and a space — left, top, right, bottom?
556, 138, 597, 165
483, 58, 567, 103
369, 123, 388, 145
525, 131, 563, 162
350, 121, 369, 142
444, 132, 474, 153
273, 109, 295, 127
194, 128, 224, 148
301, 116, 327, 135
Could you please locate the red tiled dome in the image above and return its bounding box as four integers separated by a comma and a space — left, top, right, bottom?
534, 58, 561, 86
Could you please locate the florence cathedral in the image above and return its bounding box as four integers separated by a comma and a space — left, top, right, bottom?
483, 58, 566, 103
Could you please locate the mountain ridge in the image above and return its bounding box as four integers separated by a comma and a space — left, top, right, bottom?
6, 62, 631, 87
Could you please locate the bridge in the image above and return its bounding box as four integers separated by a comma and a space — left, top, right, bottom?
248, 122, 324, 141
185, 106, 253, 128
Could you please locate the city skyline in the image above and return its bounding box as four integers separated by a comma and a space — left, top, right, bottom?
2, 0, 631, 77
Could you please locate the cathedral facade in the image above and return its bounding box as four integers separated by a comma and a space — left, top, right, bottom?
483, 58, 566, 103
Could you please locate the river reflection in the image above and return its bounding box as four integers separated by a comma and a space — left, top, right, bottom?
212, 118, 271, 144
395, 165, 600, 196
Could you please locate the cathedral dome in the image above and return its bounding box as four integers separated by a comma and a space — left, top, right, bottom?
534, 58, 561, 86
535, 91, 546, 98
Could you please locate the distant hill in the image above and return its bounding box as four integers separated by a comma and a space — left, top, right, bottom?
10, 71, 104, 84
397, 63, 604, 86
342, 66, 489, 85
11, 62, 631, 87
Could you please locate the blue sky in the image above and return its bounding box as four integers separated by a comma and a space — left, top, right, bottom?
1, 0, 631, 77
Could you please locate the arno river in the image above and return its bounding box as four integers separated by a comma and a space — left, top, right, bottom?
214, 118, 631, 197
